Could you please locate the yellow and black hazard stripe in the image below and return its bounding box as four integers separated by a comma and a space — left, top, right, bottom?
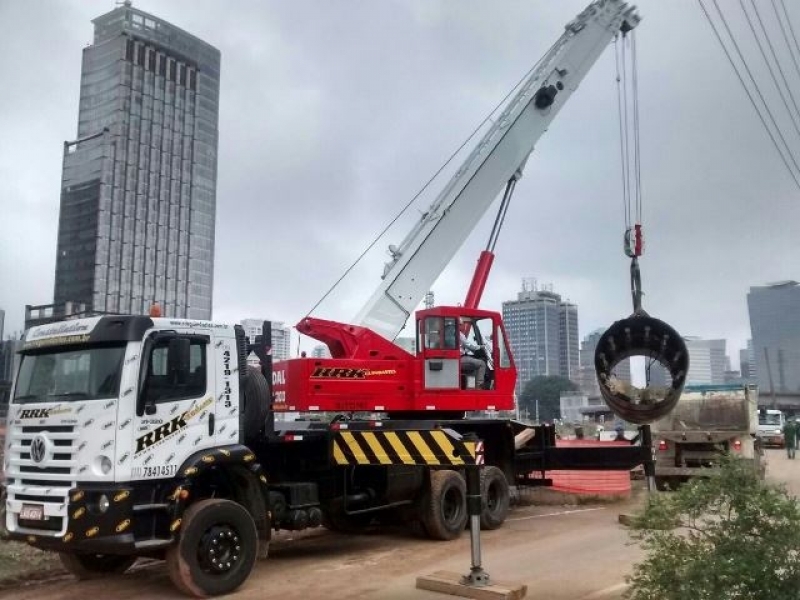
332, 430, 476, 466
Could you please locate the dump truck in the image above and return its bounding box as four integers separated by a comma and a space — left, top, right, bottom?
652, 384, 765, 489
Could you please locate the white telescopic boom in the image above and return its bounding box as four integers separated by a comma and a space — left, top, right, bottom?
354, 0, 640, 341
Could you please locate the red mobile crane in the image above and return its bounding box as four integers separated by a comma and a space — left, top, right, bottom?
274, 1, 643, 418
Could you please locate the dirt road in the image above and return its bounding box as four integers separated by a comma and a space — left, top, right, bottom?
2, 451, 797, 600
0, 500, 641, 600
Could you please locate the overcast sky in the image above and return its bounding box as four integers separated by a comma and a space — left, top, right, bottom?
1, 0, 798, 367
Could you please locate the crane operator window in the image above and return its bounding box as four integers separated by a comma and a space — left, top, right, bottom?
422, 317, 458, 350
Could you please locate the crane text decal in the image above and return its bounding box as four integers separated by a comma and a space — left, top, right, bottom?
134, 397, 213, 454
310, 368, 397, 379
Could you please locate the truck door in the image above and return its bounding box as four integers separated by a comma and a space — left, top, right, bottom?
420, 316, 460, 389
127, 332, 215, 481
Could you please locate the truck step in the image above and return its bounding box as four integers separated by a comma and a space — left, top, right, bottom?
134, 539, 172, 550
133, 503, 170, 513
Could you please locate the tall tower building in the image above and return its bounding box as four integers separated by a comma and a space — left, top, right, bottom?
559, 302, 579, 381
577, 328, 631, 397
240, 319, 293, 361
53, 3, 220, 319
748, 281, 800, 392
684, 337, 727, 385
502, 280, 579, 393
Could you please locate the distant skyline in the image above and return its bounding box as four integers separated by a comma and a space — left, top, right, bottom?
2, 1, 799, 364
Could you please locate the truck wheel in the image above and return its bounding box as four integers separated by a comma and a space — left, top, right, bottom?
421, 470, 467, 541
242, 366, 270, 446
59, 553, 136, 579
480, 466, 510, 530
166, 499, 258, 598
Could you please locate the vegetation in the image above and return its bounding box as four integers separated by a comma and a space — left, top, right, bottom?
518, 375, 578, 422
626, 456, 800, 600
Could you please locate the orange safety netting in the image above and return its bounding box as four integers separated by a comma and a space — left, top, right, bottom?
529, 439, 633, 496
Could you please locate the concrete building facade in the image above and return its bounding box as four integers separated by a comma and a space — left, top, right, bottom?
240, 319, 292, 361
502, 281, 579, 393
747, 281, 800, 392
53, 3, 220, 319
684, 337, 727, 385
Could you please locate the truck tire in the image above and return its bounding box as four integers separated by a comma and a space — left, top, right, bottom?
421, 470, 467, 541
166, 498, 258, 598
242, 366, 270, 446
480, 466, 510, 530
59, 553, 136, 579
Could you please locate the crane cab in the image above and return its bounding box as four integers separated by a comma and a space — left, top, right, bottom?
272, 308, 516, 416
414, 307, 516, 412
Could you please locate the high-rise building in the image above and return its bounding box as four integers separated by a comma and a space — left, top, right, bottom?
311, 345, 331, 359
739, 339, 756, 381
577, 328, 631, 397
53, 3, 220, 319
394, 337, 417, 355
748, 281, 800, 392
684, 337, 727, 385
502, 280, 579, 393
559, 302, 579, 381
240, 319, 292, 361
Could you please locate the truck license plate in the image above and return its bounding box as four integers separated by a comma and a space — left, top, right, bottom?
20, 504, 44, 520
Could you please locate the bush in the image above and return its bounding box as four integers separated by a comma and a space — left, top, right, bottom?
626, 456, 800, 600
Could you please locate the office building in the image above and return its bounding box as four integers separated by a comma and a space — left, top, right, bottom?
240, 319, 292, 361
559, 302, 579, 381
739, 339, 755, 380
577, 328, 631, 397
311, 345, 331, 359
53, 3, 220, 319
747, 281, 800, 392
684, 337, 727, 385
394, 337, 417, 355
502, 280, 579, 393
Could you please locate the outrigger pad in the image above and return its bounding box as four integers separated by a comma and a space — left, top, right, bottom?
594, 314, 688, 425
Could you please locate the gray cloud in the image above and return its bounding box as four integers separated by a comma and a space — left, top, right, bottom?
2, 1, 798, 368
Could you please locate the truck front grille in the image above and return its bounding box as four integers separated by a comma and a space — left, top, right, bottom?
6, 424, 78, 536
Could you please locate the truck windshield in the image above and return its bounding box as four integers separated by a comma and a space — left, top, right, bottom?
759, 413, 783, 426
13, 345, 126, 404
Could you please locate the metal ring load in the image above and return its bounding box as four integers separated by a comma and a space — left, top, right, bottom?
594, 314, 688, 424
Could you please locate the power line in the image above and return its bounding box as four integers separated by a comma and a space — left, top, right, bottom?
771, 0, 800, 95
718, 0, 800, 173
778, 0, 800, 74
698, 0, 800, 190
740, 0, 800, 141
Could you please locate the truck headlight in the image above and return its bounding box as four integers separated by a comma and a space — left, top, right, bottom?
98, 494, 110, 514
93, 455, 113, 476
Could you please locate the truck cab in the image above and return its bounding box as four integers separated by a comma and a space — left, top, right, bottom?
757, 409, 786, 448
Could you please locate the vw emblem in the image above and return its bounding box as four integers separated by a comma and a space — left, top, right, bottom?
30, 434, 48, 465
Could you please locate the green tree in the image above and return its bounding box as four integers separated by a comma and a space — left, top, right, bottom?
518, 375, 578, 422
626, 457, 800, 600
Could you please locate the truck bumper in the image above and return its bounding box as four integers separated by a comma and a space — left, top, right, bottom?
655, 457, 758, 478
759, 435, 785, 448
5, 484, 137, 554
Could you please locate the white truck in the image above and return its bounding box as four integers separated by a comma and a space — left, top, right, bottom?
652, 384, 765, 490
756, 408, 785, 448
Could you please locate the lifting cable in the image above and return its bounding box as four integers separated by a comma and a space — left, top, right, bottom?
615, 31, 645, 315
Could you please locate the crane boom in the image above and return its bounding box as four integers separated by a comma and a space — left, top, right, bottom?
354, 0, 640, 341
